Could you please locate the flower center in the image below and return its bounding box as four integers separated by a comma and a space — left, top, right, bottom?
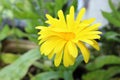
60, 32, 75, 41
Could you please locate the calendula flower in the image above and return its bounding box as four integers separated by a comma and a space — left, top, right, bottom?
36, 6, 102, 67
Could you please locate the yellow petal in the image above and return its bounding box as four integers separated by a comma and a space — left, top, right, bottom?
39, 30, 60, 39
78, 39, 100, 51
46, 14, 54, 20
58, 10, 66, 28
90, 40, 100, 51
58, 10, 65, 21
81, 18, 95, 26
53, 40, 66, 66
38, 38, 46, 45
83, 31, 102, 35
54, 40, 66, 53
40, 37, 60, 55
66, 6, 75, 30
76, 8, 86, 24
79, 39, 94, 45
67, 41, 78, 58
48, 51, 55, 59
50, 27, 67, 32
77, 41, 90, 63
45, 14, 59, 27
85, 23, 101, 31
70, 6, 74, 19
85, 35, 101, 39
79, 32, 102, 38
76, 18, 95, 32
78, 34, 101, 40
63, 44, 75, 67
63, 51, 69, 67
54, 51, 63, 67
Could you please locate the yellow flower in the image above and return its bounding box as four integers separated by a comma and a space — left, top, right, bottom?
36, 6, 102, 67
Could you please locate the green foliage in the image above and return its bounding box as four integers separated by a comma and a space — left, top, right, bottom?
0, 0, 80, 80
54, 0, 68, 17
102, 11, 120, 27
12, 28, 28, 38
0, 25, 10, 41
108, 0, 120, 20
104, 31, 120, 42
86, 55, 120, 71
102, 0, 120, 27
0, 53, 19, 64
101, 0, 120, 55
0, 0, 78, 43
31, 71, 62, 80
84, 1, 120, 78
82, 55, 120, 80
0, 25, 28, 41
1, 0, 120, 80
82, 66, 120, 80
0, 48, 40, 80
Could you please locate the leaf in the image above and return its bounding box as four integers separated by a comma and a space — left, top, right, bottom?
86, 55, 120, 71
71, 0, 78, 11
102, 11, 120, 27
13, 28, 27, 38
0, 48, 41, 80
0, 0, 11, 9
0, 25, 10, 41
26, 33, 38, 43
25, 21, 37, 34
54, 0, 68, 16
109, 0, 120, 20
105, 67, 120, 79
45, 2, 55, 16
0, 53, 19, 64
104, 31, 120, 42
82, 66, 120, 80
31, 71, 62, 80
82, 70, 105, 80
65, 0, 78, 15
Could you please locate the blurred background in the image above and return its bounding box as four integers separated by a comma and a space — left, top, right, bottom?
0, 0, 120, 80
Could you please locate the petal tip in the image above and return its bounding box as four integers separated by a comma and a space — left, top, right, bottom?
84, 57, 89, 63
35, 26, 42, 29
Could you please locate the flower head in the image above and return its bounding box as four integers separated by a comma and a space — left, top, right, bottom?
36, 6, 102, 67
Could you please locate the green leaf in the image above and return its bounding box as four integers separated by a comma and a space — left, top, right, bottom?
0, 53, 19, 64
27, 34, 38, 43
0, 25, 10, 41
102, 11, 120, 27
109, 0, 120, 20
45, 2, 55, 17
64, 0, 78, 16
1, 0, 11, 9
0, 48, 41, 80
86, 55, 120, 71
105, 67, 120, 80
54, 0, 68, 16
12, 28, 27, 38
104, 31, 120, 42
25, 21, 37, 34
71, 0, 78, 11
31, 71, 62, 80
82, 66, 120, 80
